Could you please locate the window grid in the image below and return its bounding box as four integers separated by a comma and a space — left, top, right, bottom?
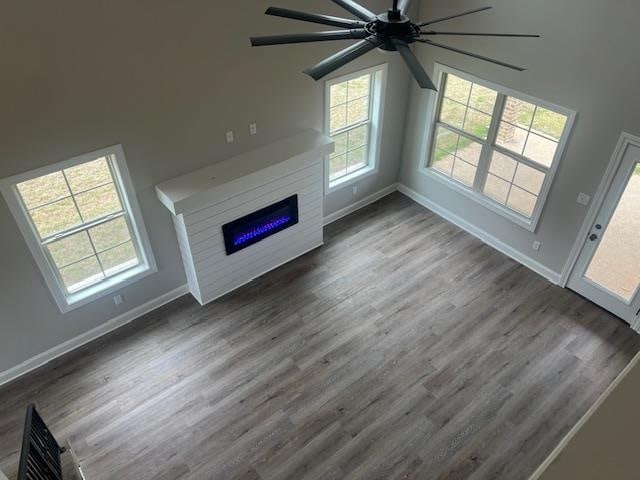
430, 72, 569, 221
16, 156, 141, 294
432, 128, 481, 187
329, 73, 374, 183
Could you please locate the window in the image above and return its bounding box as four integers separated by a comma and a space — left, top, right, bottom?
424, 65, 576, 231
325, 64, 387, 191
0, 146, 156, 312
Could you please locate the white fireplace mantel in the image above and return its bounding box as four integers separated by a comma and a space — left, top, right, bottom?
156, 130, 333, 305
156, 129, 333, 215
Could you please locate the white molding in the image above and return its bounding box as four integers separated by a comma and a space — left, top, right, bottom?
528, 350, 640, 480
419, 63, 577, 233
397, 184, 562, 285
324, 63, 388, 194
560, 132, 640, 286
0, 284, 189, 387
0, 145, 157, 313
420, 168, 537, 231
323, 183, 398, 226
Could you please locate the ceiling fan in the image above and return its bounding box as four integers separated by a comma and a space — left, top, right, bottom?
250, 0, 539, 90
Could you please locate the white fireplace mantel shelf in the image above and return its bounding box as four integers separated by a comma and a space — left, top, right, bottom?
156, 129, 333, 216
155, 129, 333, 305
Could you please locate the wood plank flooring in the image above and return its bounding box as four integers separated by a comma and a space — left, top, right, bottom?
1, 192, 638, 480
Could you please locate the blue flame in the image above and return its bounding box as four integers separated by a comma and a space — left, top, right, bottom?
233, 216, 292, 246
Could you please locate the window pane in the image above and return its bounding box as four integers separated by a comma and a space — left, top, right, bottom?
489, 151, 517, 182
503, 97, 536, 129
444, 74, 471, 104
331, 132, 348, 158
484, 174, 511, 204
99, 241, 138, 276
523, 133, 558, 168
47, 231, 95, 269
585, 168, 640, 301
456, 139, 482, 166
75, 183, 122, 222
452, 160, 477, 187
346, 97, 369, 125
468, 84, 497, 114
330, 105, 347, 133
59, 256, 104, 293
347, 147, 367, 173
347, 74, 371, 100
531, 108, 567, 141
507, 186, 537, 217
434, 126, 459, 154
64, 158, 112, 194
17, 172, 70, 210
513, 163, 546, 195
433, 150, 454, 175
330, 82, 347, 107
347, 125, 368, 149
329, 154, 347, 181
463, 109, 492, 140
30, 197, 82, 238
496, 122, 528, 155
440, 98, 466, 129
89, 217, 131, 252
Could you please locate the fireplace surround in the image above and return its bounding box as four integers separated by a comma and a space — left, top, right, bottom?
156, 130, 333, 305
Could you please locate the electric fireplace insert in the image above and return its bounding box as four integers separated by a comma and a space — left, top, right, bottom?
222, 194, 299, 255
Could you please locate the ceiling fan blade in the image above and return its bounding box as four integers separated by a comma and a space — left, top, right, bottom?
418, 6, 492, 27
398, 0, 412, 14
392, 39, 437, 90
265, 7, 366, 29
416, 39, 526, 71
421, 31, 540, 38
330, 0, 377, 21
304, 36, 384, 80
251, 30, 369, 46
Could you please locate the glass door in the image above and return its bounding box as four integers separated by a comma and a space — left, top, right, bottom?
568, 144, 640, 327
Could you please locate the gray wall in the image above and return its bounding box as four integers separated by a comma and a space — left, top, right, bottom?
535, 353, 640, 480
399, 0, 640, 276
0, 0, 411, 373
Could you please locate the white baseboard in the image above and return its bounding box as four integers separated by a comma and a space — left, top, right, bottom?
1, 183, 561, 387
397, 184, 562, 285
0, 284, 189, 387
323, 183, 398, 226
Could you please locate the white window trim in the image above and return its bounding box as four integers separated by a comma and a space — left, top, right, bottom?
419, 63, 577, 232
324, 63, 388, 193
0, 145, 157, 313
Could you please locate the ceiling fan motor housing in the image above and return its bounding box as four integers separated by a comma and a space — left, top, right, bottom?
366, 13, 420, 50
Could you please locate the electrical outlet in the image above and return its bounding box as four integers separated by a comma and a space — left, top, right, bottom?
352, 185, 358, 196
226, 131, 234, 143
113, 294, 124, 306
249, 123, 257, 136
577, 192, 591, 206
532, 241, 541, 251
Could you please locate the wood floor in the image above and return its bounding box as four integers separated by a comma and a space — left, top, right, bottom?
1, 192, 638, 480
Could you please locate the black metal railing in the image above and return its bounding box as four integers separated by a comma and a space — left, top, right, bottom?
17, 404, 63, 480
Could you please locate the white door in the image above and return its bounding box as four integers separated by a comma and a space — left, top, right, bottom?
567, 143, 640, 326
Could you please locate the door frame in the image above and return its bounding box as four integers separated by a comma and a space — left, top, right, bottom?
560, 132, 640, 329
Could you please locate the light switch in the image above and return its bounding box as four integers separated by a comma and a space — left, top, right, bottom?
249, 123, 257, 136
226, 131, 234, 143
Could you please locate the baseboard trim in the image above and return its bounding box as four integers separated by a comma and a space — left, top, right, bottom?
0, 284, 189, 387
397, 184, 562, 285
323, 183, 398, 226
